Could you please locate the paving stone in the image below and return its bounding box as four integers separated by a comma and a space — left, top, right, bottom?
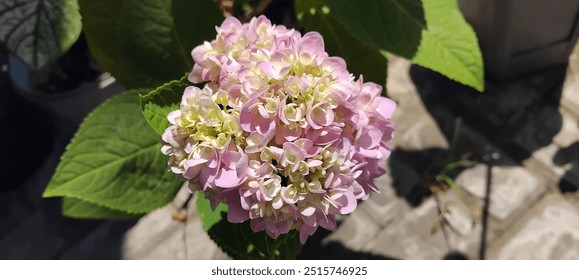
353, 186, 482, 260
456, 164, 544, 221
524, 143, 571, 186
528, 150, 579, 200
437, 190, 482, 259
392, 114, 449, 151
490, 194, 579, 259
322, 205, 382, 253
553, 111, 579, 147
387, 56, 449, 151
359, 173, 412, 228
517, 108, 579, 189
386, 55, 420, 98
561, 43, 579, 116
360, 198, 447, 259
122, 187, 228, 260
325, 167, 482, 259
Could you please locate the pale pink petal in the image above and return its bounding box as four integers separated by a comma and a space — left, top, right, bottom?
335, 191, 357, 215
226, 196, 249, 223
375, 97, 397, 119
310, 126, 342, 145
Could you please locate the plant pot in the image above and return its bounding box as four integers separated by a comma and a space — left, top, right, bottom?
9, 55, 122, 125
8, 36, 124, 127
459, 0, 579, 81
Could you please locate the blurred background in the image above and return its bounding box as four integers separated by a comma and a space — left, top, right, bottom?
1, 0, 578, 259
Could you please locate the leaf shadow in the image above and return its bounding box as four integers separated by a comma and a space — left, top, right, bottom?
392, 61, 568, 259
298, 227, 397, 260
553, 139, 579, 193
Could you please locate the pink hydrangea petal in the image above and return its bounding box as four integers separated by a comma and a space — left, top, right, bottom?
226, 195, 249, 223
281, 142, 306, 164
162, 15, 399, 242
299, 224, 317, 244
199, 166, 218, 190
167, 110, 181, 125
183, 158, 208, 179
298, 32, 326, 65
188, 64, 204, 83
317, 212, 336, 230
214, 167, 245, 188
300, 205, 316, 217
251, 219, 267, 233
272, 196, 284, 209
218, 16, 243, 34
335, 191, 357, 215
375, 97, 397, 119
356, 126, 383, 157
259, 62, 282, 80
281, 124, 301, 142
321, 57, 350, 80
161, 128, 179, 147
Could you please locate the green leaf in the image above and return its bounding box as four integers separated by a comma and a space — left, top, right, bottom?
439, 174, 464, 200
196, 194, 302, 260
78, 0, 140, 88
196, 192, 228, 231
140, 75, 190, 135
0, 0, 82, 69
296, 0, 388, 86
62, 197, 142, 219
328, 0, 484, 91
118, 0, 223, 87
208, 213, 302, 260
79, 0, 223, 88
44, 90, 182, 214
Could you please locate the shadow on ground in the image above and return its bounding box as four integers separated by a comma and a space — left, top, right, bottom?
299, 227, 470, 260
382, 62, 568, 259
0, 69, 137, 259
389, 64, 567, 206
554, 138, 579, 193
299, 227, 397, 260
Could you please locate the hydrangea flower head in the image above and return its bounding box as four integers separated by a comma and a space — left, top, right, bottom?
162, 16, 396, 243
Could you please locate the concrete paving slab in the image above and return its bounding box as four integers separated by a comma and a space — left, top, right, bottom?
490, 193, 579, 259
122, 187, 228, 260
456, 164, 543, 221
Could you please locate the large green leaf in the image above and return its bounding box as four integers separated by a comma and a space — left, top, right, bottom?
62, 197, 142, 219
78, 0, 139, 88
296, 0, 388, 86
79, 0, 222, 88
140, 75, 190, 135
0, 0, 82, 69
44, 90, 182, 214
196, 194, 302, 260
328, 0, 484, 91
119, 0, 223, 87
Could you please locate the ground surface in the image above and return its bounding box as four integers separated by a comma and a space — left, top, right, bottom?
1, 44, 578, 260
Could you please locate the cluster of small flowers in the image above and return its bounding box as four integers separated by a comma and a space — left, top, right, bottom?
161, 16, 396, 243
